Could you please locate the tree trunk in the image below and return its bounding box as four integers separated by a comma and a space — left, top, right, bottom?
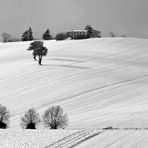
32, 52, 36, 61
38, 56, 42, 65
33, 55, 36, 61
0, 121, 7, 129
26, 122, 36, 129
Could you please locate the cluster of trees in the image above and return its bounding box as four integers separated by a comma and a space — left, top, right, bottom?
1, 25, 101, 42
56, 25, 101, 41
21, 28, 52, 41
1, 27, 52, 43
0, 104, 68, 129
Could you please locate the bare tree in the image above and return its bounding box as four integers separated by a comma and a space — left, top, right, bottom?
43, 106, 68, 129
1, 33, 11, 42
0, 104, 10, 129
21, 108, 40, 129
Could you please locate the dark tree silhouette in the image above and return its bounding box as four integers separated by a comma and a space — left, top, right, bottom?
43, 106, 68, 129
28, 27, 33, 41
27, 41, 43, 61
21, 27, 33, 41
27, 41, 48, 65
84, 25, 93, 38
0, 104, 10, 129
42, 29, 51, 40
21, 108, 40, 129
55, 33, 68, 41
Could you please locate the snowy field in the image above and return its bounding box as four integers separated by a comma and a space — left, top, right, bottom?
0, 129, 77, 148
0, 37, 148, 147
76, 130, 148, 148
0, 129, 101, 148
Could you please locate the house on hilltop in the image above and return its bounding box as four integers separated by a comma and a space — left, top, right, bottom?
67, 30, 88, 39
66, 29, 101, 39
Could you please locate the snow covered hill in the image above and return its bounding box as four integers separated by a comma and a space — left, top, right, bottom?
0, 38, 148, 129
1, 37, 148, 147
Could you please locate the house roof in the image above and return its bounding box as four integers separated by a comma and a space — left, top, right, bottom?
72, 30, 87, 32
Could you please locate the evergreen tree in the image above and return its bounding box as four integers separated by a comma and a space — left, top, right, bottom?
21, 31, 28, 41
28, 27, 33, 41
21, 27, 33, 41
42, 29, 51, 40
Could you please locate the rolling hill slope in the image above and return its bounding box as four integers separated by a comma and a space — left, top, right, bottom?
0, 37, 148, 129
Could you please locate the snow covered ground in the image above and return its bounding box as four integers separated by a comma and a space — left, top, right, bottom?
0, 129, 77, 148
76, 130, 148, 148
0, 37, 148, 147
0, 129, 102, 148
0, 129, 148, 148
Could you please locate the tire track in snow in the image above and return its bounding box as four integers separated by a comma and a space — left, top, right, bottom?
41, 74, 148, 106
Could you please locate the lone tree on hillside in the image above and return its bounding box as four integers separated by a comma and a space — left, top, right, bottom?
21, 27, 33, 41
1, 33, 11, 43
20, 108, 40, 129
0, 104, 10, 129
27, 41, 48, 65
42, 29, 51, 40
43, 106, 68, 129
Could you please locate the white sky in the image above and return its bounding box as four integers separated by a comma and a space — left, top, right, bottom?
0, 0, 148, 39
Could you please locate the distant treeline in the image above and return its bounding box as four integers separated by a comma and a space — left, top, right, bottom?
1, 25, 101, 42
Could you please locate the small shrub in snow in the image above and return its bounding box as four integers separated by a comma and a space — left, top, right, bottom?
21, 108, 40, 129
0, 104, 10, 129
55, 33, 68, 41
103, 126, 119, 130
43, 106, 68, 129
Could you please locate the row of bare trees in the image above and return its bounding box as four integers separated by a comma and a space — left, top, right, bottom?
0, 104, 68, 129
